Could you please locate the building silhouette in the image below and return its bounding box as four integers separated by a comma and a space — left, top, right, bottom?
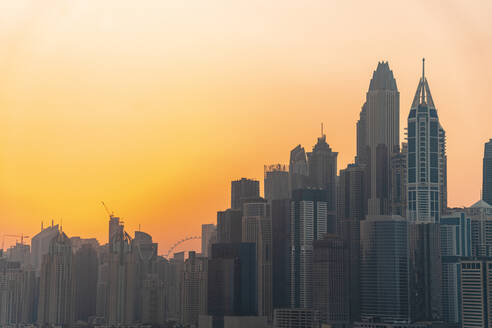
289, 145, 309, 192
30, 223, 59, 274
231, 178, 260, 210
406, 60, 446, 222
484, 139, 492, 205
207, 242, 258, 317
440, 212, 472, 326
359, 62, 400, 216
290, 189, 328, 309
460, 258, 492, 327
264, 164, 290, 202
307, 132, 338, 234
271, 199, 291, 310
201, 223, 217, 258
74, 243, 99, 323
37, 231, 74, 326
217, 209, 243, 243
312, 235, 349, 325
465, 199, 492, 257
391, 143, 407, 217
360, 215, 409, 323
408, 222, 442, 322
181, 251, 207, 326
242, 201, 272, 319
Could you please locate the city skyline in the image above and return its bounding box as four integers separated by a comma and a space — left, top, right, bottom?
1, 1, 492, 253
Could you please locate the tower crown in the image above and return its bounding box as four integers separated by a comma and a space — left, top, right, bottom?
411, 58, 435, 108
368, 61, 398, 91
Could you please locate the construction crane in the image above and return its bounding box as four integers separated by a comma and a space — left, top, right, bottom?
164, 235, 201, 259
2, 234, 30, 250
101, 201, 115, 218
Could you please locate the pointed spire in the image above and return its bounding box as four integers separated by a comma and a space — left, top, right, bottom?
422, 58, 425, 80
411, 58, 435, 108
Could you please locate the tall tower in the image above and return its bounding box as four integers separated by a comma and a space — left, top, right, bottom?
484, 139, 492, 205
363, 62, 400, 215
231, 178, 260, 210
37, 231, 74, 326
406, 59, 445, 222
307, 132, 338, 234
290, 189, 328, 309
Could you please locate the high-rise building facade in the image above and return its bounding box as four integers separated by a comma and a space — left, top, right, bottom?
217, 209, 243, 243
30, 223, 59, 274
207, 242, 257, 317
231, 178, 260, 210
312, 235, 349, 325
360, 62, 400, 216
273, 308, 320, 328
391, 143, 407, 217
440, 212, 472, 326
264, 164, 290, 201
181, 251, 208, 327
242, 201, 272, 318
37, 231, 74, 326
465, 199, 492, 257
0, 259, 23, 325
307, 133, 338, 234
408, 222, 442, 322
106, 230, 136, 324
360, 215, 409, 323
337, 163, 367, 226
406, 60, 446, 222
289, 145, 309, 192
271, 198, 291, 310
290, 189, 328, 308
484, 139, 492, 205
202, 224, 217, 257
74, 243, 99, 322
460, 258, 492, 328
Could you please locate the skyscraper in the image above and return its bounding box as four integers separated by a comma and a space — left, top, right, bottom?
107, 230, 136, 324
484, 139, 492, 205
466, 199, 492, 256
217, 209, 243, 243
360, 215, 409, 323
181, 251, 208, 327
307, 132, 338, 234
37, 231, 74, 326
30, 223, 59, 274
391, 143, 407, 217
290, 189, 328, 308
242, 201, 272, 319
337, 163, 367, 224
460, 259, 492, 328
0, 259, 23, 325
407, 60, 446, 222
202, 223, 217, 257
312, 235, 349, 325
207, 242, 257, 317
289, 145, 309, 192
408, 222, 442, 322
361, 62, 400, 215
440, 212, 472, 325
74, 243, 99, 323
231, 178, 260, 210
271, 198, 291, 310
264, 164, 290, 201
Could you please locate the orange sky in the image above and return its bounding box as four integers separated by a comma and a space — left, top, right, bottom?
1, 0, 491, 253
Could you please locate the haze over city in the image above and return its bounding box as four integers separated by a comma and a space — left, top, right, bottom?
1, 0, 491, 253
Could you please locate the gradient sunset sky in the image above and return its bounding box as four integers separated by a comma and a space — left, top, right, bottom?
1, 0, 491, 253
